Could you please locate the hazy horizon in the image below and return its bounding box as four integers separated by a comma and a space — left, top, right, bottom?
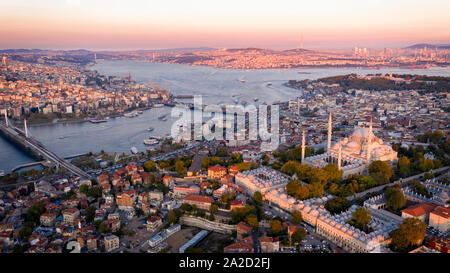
1, 0, 450, 50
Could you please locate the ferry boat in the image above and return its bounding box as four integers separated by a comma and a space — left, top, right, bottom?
143, 139, 159, 145
153, 103, 164, 108
90, 118, 107, 123
0, 170, 5, 177
130, 147, 138, 154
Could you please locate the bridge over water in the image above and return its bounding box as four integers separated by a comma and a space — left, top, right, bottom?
0, 120, 92, 179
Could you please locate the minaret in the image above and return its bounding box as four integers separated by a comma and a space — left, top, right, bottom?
366, 137, 372, 162
24, 119, 29, 138
4, 110, 8, 127
369, 116, 373, 135
288, 98, 291, 110
296, 98, 300, 115
301, 130, 306, 163
327, 110, 332, 152
337, 138, 342, 170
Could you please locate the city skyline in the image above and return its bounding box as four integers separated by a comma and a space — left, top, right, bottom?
1, 0, 450, 50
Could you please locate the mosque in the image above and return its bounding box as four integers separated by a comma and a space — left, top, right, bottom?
302, 112, 398, 178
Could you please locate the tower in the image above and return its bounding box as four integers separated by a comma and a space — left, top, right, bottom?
301, 130, 306, 163
4, 110, 8, 127
366, 135, 372, 162
296, 98, 300, 115
288, 97, 291, 110
369, 116, 373, 135
327, 110, 332, 152
337, 138, 342, 170
24, 119, 29, 138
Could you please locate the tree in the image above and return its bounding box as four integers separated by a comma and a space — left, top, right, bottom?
368, 160, 393, 185
419, 158, 434, 172
26, 202, 47, 225
261, 154, 270, 166
79, 184, 89, 194
167, 210, 178, 224
253, 191, 263, 205
175, 160, 186, 176
429, 130, 444, 144
390, 218, 426, 252
323, 164, 343, 182
398, 156, 410, 169
98, 222, 109, 234
270, 219, 282, 235
291, 210, 303, 225
245, 214, 258, 229
325, 197, 350, 215
307, 182, 324, 198
352, 207, 371, 228
384, 187, 406, 211
296, 185, 310, 200
85, 206, 96, 223
291, 228, 306, 245
143, 160, 157, 172
210, 204, 219, 214
286, 180, 302, 197
201, 157, 210, 169
19, 226, 33, 240
182, 203, 192, 212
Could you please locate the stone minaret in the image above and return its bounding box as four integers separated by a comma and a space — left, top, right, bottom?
327, 111, 332, 152
301, 130, 306, 163
24, 119, 29, 138
366, 138, 372, 162
297, 98, 300, 115
4, 110, 8, 127
337, 138, 342, 170
369, 116, 373, 135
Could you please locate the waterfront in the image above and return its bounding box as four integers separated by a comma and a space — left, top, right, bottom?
1, 61, 450, 172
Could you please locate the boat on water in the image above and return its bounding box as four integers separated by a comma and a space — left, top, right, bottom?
90, 118, 107, 124
143, 139, 159, 145
147, 127, 154, 132
124, 111, 139, 118
0, 170, 5, 177
138, 110, 143, 114
254, 97, 259, 102
58, 136, 66, 139
153, 103, 164, 108
158, 113, 168, 120
266, 82, 272, 86
240, 79, 246, 83
130, 147, 138, 154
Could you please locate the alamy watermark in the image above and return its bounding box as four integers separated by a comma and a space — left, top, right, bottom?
171, 95, 280, 151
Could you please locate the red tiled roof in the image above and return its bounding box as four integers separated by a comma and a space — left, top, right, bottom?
208, 164, 226, 172
402, 202, 437, 217
183, 194, 213, 203
431, 206, 450, 219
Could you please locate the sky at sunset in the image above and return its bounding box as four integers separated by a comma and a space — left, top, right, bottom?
1, 0, 449, 50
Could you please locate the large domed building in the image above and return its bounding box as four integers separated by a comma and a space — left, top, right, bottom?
302, 112, 398, 178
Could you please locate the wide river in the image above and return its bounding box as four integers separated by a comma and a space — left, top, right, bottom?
1, 61, 450, 172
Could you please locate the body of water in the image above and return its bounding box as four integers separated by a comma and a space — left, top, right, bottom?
1, 61, 450, 172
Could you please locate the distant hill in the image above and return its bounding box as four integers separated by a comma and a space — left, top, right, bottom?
404, 43, 450, 50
